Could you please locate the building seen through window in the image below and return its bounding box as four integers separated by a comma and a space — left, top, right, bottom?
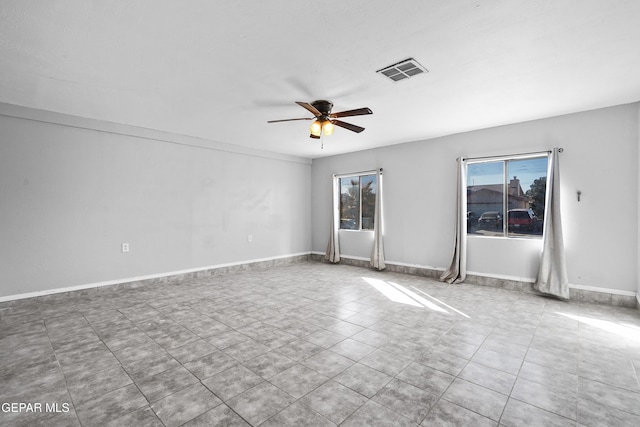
467, 156, 548, 238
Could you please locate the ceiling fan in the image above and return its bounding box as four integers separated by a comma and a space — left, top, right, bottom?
267, 100, 373, 139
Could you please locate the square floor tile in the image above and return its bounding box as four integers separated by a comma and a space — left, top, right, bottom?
578, 357, 640, 392
126, 353, 182, 382
524, 347, 577, 374
167, 339, 217, 364
222, 338, 271, 363
329, 338, 376, 361
304, 329, 347, 348
299, 380, 368, 425
260, 401, 336, 427
472, 347, 524, 376
104, 406, 163, 427
481, 336, 529, 359
501, 398, 575, 427
67, 365, 133, 406
517, 361, 578, 392
274, 338, 325, 361
373, 379, 438, 423
576, 395, 640, 427
359, 348, 412, 377
373, 378, 438, 424
324, 321, 365, 337
421, 399, 497, 427
379, 338, 429, 359
135, 366, 199, 403
350, 328, 391, 347
344, 313, 382, 328
302, 350, 355, 378
442, 378, 508, 421
183, 350, 238, 380
226, 382, 296, 426
430, 335, 480, 359
578, 377, 640, 416
242, 351, 296, 379
511, 377, 577, 420
341, 400, 416, 427
202, 364, 264, 401
260, 329, 300, 349
151, 383, 222, 427
270, 363, 330, 398
334, 363, 393, 398
181, 404, 250, 426
416, 349, 469, 376
206, 329, 250, 349
458, 361, 517, 395
396, 362, 454, 395
75, 384, 148, 427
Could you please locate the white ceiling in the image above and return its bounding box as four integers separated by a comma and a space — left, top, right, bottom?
2, 1, 640, 159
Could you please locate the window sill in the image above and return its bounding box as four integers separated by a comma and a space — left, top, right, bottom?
467, 233, 542, 241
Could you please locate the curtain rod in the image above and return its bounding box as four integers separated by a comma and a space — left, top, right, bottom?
334, 168, 382, 178
461, 148, 562, 162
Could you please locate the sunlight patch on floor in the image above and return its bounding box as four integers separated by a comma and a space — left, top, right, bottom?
411, 286, 471, 319
557, 312, 640, 341
362, 277, 448, 313
362, 277, 422, 307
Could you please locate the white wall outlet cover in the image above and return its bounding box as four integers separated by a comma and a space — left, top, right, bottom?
121, 243, 130, 252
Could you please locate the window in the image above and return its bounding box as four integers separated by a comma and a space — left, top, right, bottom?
467, 155, 548, 238
339, 174, 377, 230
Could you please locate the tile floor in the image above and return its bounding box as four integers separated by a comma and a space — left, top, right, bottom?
1, 261, 640, 426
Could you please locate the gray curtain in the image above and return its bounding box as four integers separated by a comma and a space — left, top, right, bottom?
325, 174, 340, 263
534, 148, 569, 299
371, 168, 385, 270
441, 158, 467, 284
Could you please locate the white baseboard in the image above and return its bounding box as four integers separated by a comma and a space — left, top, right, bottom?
568, 283, 637, 297
0, 252, 311, 303
12, 251, 628, 304
311, 252, 638, 299
466, 270, 535, 284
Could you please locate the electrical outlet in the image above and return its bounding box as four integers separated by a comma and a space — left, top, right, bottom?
247, 235, 253, 242
121, 243, 130, 253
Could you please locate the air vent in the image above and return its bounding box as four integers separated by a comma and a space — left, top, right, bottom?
376, 58, 428, 82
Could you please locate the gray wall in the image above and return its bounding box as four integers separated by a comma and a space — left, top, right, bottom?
2, 102, 638, 300
0, 104, 312, 299
312, 103, 640, 295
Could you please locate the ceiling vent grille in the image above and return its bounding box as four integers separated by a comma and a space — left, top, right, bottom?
376, 58, 428, 82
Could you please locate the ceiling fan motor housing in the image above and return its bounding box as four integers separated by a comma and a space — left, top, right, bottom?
311, 100, 333, 117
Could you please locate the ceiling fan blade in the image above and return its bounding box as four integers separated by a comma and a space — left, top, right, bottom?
333, 120, 365, 133
267, 117, 314, 123
330, 107, 373, 119
295, 101, 322, 117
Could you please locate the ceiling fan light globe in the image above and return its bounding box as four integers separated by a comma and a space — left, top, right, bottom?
310, 121, 322, 137
323, 121, 334, 135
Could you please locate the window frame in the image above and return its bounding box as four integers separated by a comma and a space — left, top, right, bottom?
338, 172, 377, 232
465, 152, 549, 239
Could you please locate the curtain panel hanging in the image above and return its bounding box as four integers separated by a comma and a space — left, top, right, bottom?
533, 147, 569, 299
441, 158, 467, 284
371, 168, 385, 270
325, 174, 340, 263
